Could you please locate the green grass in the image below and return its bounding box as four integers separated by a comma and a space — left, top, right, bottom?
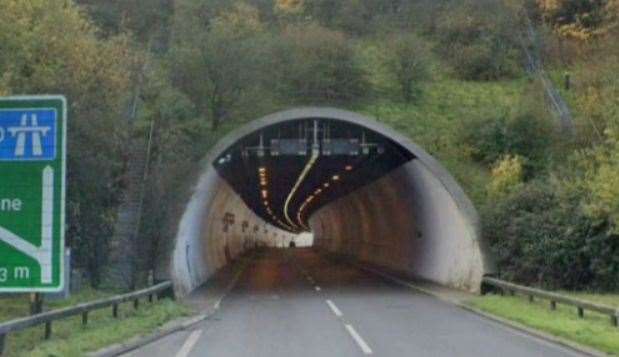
0, 290, 191, 357
561, 292, 619, 308
0, 289, 112, 323
468, 294, 619, 355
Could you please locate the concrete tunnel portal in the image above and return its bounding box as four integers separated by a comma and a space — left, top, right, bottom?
171, 107, 494, 296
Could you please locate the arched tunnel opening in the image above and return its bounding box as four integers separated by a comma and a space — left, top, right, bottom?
171, 108, 494, 297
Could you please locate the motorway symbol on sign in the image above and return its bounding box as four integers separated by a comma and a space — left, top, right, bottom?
0, 96, 66, 292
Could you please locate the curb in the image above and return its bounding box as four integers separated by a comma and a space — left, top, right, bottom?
358, 265, 609, 357
89, 261, 248, 357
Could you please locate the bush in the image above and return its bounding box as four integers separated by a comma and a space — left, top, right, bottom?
483, 179, 619, 291
460, 111, 554, 176
488, 155, 525, 198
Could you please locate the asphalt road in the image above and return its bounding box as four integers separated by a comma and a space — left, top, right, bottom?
126, 249, 582, 357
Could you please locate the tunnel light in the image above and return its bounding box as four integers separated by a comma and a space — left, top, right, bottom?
259, 167, 266, 173
332, 175, 340, 181
263, 200, 268, 206
324, 183, 330, 188
261, 190, 268, 199
345, 165, 353, 171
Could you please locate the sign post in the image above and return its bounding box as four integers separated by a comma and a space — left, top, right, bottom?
0, 96, 66, 293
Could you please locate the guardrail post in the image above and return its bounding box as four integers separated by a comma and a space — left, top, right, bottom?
611, 314, 617, 327
30, 293, 44, 315
44, 322, 52, 340
82, 312, 88, 326
148, 294, 153, 303
550, 301, 556, 310
0, 333, 6, 356
157, 286, 175, 301
577, 306, 584, 318
113, 303, 119, 318
134, 298, 139, 310
528, 295, 534, 303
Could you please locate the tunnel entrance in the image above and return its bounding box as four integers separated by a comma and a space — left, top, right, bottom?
171, 108, 493, 296
213, 118, 414, 233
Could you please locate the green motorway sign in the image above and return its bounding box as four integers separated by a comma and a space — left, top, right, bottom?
0, 96, 66, 292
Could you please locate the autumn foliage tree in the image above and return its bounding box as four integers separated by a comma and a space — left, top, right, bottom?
0, 0, 140, 285
536, 0, 619, 39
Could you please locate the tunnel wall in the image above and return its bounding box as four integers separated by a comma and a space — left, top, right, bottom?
171, 167, 291, 296
310, 160, 486, 291
171, 107, 494, 296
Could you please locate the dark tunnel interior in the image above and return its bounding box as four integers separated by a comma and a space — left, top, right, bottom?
213, 118, 415, 233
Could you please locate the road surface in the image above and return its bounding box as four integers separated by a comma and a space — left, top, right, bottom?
126, 249, 581, 357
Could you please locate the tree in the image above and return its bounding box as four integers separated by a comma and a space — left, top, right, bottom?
434, 0, 522, 80
77, 0, 175, 47
385, 33, 431, 102
537, 0, 619, 39
272, 23, 369, 105
0, 0, 138, 286
581, 130, 619, 233
170, 1, 270, 129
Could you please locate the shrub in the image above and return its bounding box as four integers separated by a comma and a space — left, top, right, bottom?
483, 179, 619, 291
461, 111, 554, 176
488, 155, 525, 198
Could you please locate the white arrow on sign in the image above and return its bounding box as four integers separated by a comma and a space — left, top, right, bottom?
0, 166, 53, 284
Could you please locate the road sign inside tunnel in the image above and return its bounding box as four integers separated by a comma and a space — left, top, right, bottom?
0, 96, 66, 292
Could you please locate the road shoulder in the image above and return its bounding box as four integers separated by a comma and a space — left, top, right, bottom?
90, 254, 251, 357
357, 264, 608, 357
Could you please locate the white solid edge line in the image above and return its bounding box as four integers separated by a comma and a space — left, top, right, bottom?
326, 299, 343, 317
345, 324, 373, 355
176, 329, 203, 357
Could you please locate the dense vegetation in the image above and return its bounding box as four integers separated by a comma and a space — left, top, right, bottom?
0, 0, 617, 291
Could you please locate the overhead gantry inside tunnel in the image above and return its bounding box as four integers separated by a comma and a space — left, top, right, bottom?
171, 108, 494, 296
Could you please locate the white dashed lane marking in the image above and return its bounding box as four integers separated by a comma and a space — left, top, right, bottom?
176, 329, 203, 357
326, 299, 343, 317
345, 324, 373, 355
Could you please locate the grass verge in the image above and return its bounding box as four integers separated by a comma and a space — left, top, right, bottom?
1, 290, 191, 357
0, 289, 112, 323
467, 294, 619, 355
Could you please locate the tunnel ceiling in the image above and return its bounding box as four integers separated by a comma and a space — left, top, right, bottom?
214, 118, 415, 233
